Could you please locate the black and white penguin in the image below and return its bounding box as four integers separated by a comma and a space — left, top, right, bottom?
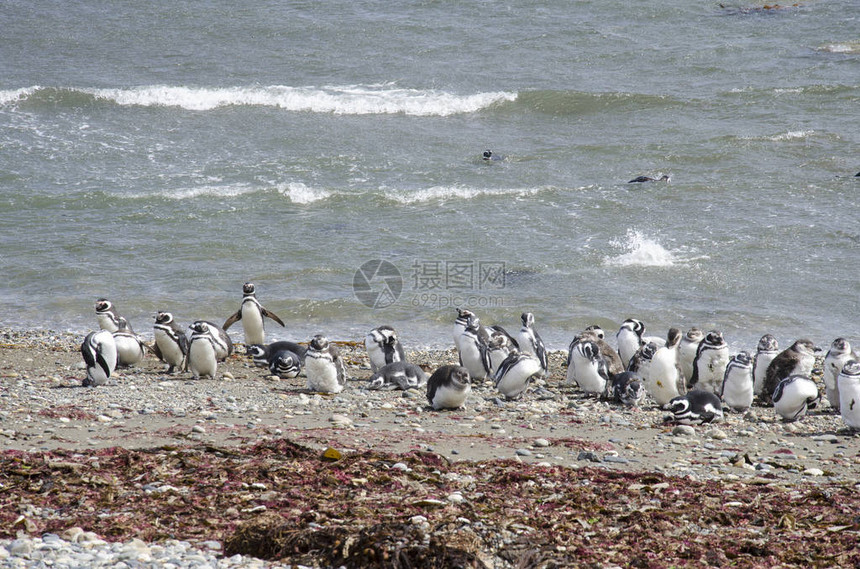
665, 391, 724, 425
568, 327, 624, 377
678, 327, 704, 382
269, 350, 303, 379
222, 282, 285, 346
610, 371, 646, 407
823, 337, 852, 412
457, 313, 492, 381
113, 316, 146, 367
152, 311, 188, 374
515, 312, 548, 375
772, 375, 821, 422
688, 330, 730, 394
837, 360, 860, 430
752, 334, 779, 399
304, 334, 347, 393
246, 340, 307, 368
616, 318, 645, 368
453, 308, 475, 350
567, 340, 612, 395
191, 320, 233, 361
720, 351, 754, 413
365, 325, 406, 373
95, 298, 131, 334
482, 150, 504, 161
628, 174, 670, 183
188, 321, 227, 380
81, 330, 118, 387
366, 361, 429, 391
627, 341, 659, 380
427, 365, 471, 410
762, 339, 818, 405
493, 351, 542, 400
487, 333, 519, 375
646, 328, 686, 408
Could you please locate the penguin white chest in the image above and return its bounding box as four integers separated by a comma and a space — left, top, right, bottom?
241, 302, 265, 345
154, 329, 184, 366
306, 356, 343, 393
189, 339, 218, 379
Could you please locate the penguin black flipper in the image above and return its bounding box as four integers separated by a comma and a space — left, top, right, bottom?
151, 341, 164, 362
261, 307, 286, 327
223, 310, 242, 331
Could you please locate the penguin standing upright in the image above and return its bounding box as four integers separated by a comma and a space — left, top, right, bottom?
752, 334, 779, 400
112, 316, 146, 367
616, 318, 645, 368
304, 334, 347, 393
81, 330, 118, 387
515, 312, 548, 376
688, 330, 730, 394
678, 328, 704, 381
152, 311, 189, 374
568, 340, 611, 396
365, 325, 406, 373
646, 328, 686, 408
837, 360, 860, 430
457, 313, 492, 381
95, 298, 130, 333
223, 282, 285, 346
187, 322, 224, 380
720, 351, 754, 413
823, 338, 852, 412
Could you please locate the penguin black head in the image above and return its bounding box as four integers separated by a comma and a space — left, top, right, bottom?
704, 330, 725, 347
310, 334, 329, 351
242, 282, 256, 295
450, 366, 471, 387
757, 333, 778, 352
666, 327, 682, 348
189, 321, 209, 334
521, 312, 534, 327
155, 311, 174, 325
246, 344, 267, 358
732, 351, 753, 366
456, 307, 475, 320
791, 338, 818, 355
584, 324, 605, 340
482, 150, 492, 160
95, 299, 113, 313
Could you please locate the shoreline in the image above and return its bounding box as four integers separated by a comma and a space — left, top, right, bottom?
2, 327, 859, 567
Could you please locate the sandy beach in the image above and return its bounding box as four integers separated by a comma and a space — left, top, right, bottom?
1, 328, 859, 567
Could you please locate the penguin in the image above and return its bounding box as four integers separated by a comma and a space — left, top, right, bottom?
482, 150, 504, 161
366, 361, 429, 391
188, 321, 225, 380
628, 174, 670, 183
493, 351, 542, 400
222, 282, 285, 346
627, 341, 659, 379
112, 316, 146, 367
762, 339, 818, 405
837, 360, 860, 430
688, 330, 730, 394
246, 340, 307, 368
720, 351, 754, 413
610, 371, 646, 407
646, 328, 686, 408
772, 375, 821, 422
457, 313, 492, 381
616, 318, 645, 368
453, 308, 475, 351
95, 298, 131, 334
190, 320, 233, 361
152, 311, 188, 374
752, 334, 779, 400
268, 350, 303, 379
515, 312, 548, 376
487, 333, 518, 375
304, 334, 347, 393
823, 337, 852, 412
567, 340, 611, 395
427, 365, 472, 410
665, 391, 724, 425
365, 325, 406, 373
81, 330, 118, 387
568, 327, 624, 378
678, 327, 704, 382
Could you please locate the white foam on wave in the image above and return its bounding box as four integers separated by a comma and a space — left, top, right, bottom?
83, 84, 517, 116
276, 182, 332, 204
124, 184, 258, 200
740, 130, 815, 142
816, 41, 860, 54
386, 185, 541, 204
605, 229, 677, 267
0, 86, 39, 105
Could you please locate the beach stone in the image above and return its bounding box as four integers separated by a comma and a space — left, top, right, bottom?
803, 468, 825, 476
706, 428, 728, 440
577, 451, 601, 463
191, 425, 206, 434
673, 425, 696, 437
533, 438, 551, 448
603, 456, 629, 464
516, 448, 533, 457
329, 414, 352, 427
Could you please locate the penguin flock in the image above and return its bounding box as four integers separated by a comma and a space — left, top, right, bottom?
80, 287, 860, 431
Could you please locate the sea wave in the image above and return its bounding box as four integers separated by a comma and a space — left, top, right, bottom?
740, 130, 816, 142
0, 85, 516, 116
605, 229, 678, 267
513, 89, 680, 115
815, 41, 860, 54
385, 185, 544, 204
276, 182, 332, 204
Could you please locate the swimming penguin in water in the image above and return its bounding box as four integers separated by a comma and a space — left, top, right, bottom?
427, 365, 472, 410
81, 330, 118, 387
482, 150, 504, 161
628, 174, 670, 183
223, 282, 285, 346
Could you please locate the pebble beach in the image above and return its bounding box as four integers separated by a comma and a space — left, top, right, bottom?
2, 328, 859, 568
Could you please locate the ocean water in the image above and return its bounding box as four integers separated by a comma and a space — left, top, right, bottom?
1, 0, 858, 352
